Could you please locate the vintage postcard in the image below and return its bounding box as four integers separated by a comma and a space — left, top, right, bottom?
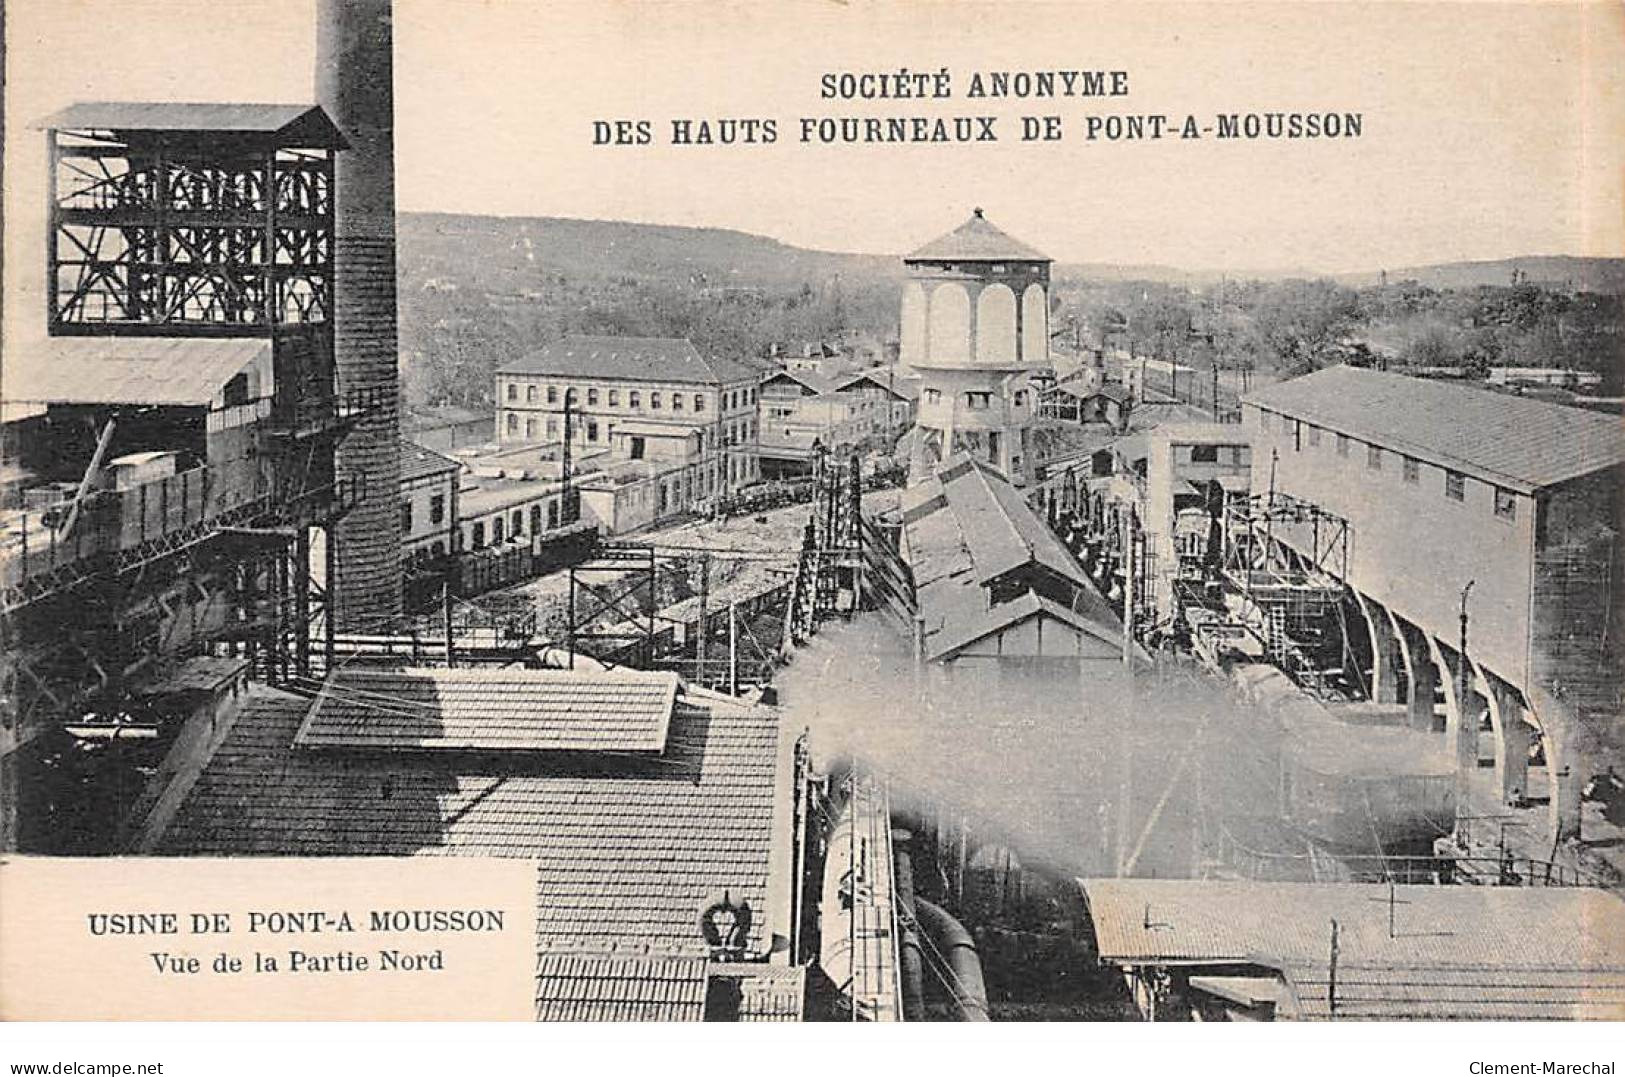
2, 0, 1623, 1041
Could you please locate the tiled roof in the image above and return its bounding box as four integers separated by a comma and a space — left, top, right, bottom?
534, 944, 709, 1021
5, 338, 268, 406
707, 962, 808, 1021
39, 102, 345, 148
294, 668, 681, 754
160, 683, 788, 963
1243, 365, 1625, 491
1081, 878, 1625, 1020
905, 209, 1050, 263
399, 439, 461, 484
498, 336, 757, 386
902, 454, 1123, 661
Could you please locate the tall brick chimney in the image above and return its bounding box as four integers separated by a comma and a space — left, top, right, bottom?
317, 0, 403, 629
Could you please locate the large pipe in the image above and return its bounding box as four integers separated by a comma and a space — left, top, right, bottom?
912, 897, 989, 1021
317, 0, 403, 629
891, 829, 925, 1022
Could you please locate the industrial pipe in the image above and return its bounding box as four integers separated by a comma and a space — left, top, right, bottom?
891, 829, 925, 1022
912, 897, 989, 1021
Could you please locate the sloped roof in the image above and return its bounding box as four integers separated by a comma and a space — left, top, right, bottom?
924, 590, 1123, 662
498, 335, 757, 386
762, 369, 840, 395
294, 668, 681, 754
1244, 365, 1625, 491
938, 455, 1088, 588
905, 208, 1050, 264
39, 102, 346, 148
399, 439, 461, 484
158, 683, 790, 1001
1080, 878, 1625, 1020
534, 945, 709, 1021
5, 337, 268, 406
832, 367, 920, 400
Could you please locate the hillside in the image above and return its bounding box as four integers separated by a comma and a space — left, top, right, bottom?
1337, 256, 1625, 294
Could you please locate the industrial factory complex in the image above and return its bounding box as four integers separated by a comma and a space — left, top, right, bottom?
4, 0, 1625, 1028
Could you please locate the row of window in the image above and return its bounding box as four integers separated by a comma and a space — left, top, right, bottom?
921, 388, 1029, 408
504, 382, 758, 412
1263, 409, 1517, 521
400, 493, 448, 535
466, 499, 566, 550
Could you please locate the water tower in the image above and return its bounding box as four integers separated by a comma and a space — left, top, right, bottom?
901, 209, 1050, 486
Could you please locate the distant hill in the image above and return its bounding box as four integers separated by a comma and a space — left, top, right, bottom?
1336, 256, 1625, 294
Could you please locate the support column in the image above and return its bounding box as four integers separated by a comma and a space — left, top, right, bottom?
1472, 660, 1529, 807
1392, 615, 1438, 732
1355, 591, 1401, 704
1426, 635, 1477, 796
1528, 685, 1583, 844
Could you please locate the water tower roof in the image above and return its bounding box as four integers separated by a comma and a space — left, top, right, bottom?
905, 208, 1050, 264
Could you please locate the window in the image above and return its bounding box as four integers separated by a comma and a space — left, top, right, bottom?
1190, 444, 1219, 464
505, 413, 518, 434
966, 392, 991, 410
672, 394, 683, 412
925, 388, 941, 405
1308, 425, 1321, 447
529, 505, 542, 533
1494, 488, 1517, 521
584, 387, 596, 406
526, 385, 538, 403
472, 521, 485, 548
1367, 444, 1382, 471
694, 393, 705, 412
1336, 434, 1350, 458
223, 372, 250, 407
492, 518, 503, 543
506, 384, 517, 401
399, 501, 413, 534
525, 418, 537, 439
548, 500, 560, 529
1014, 390, 1027, 406
587, 419, 599, 442
1445, 470, 1465, 501
748, 388, 756, 404
547, 386, 558, 404
1293, 422, 1302, 452
630, 390, 641, 409
429, 494, 445, 525
1403, 456, 1420, 484
651, 392, 662, 410
609, 389, 620, 407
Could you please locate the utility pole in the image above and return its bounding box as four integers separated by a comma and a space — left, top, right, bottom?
1327, 919, 1341, 1018
442, 577, 455, 669
728, 601, 738, 696
1457, 579, 1476, 805
697, 552, 710, 687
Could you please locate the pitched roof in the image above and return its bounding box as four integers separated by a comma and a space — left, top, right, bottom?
399, 439, 461, 484
534, 945, 710, 1021
294, 668, 682, 754
5, 337, 269, 406
498, 335, 757, 386
39, 102, 346, 148
1244, 365, 1625, 491
924, 589, 1123, 662
762, 369, 840, 395
832, 367, 920, 400
905, 208, 1050, 263
1080, 878, 1625, 1020
937, 455, 1088, 588
159, 682, 789, 970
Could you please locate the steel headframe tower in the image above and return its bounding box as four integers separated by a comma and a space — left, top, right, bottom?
318, 0, 404, 629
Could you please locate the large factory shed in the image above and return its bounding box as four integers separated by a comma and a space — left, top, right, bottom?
156, 667, 803, 1021
1080, 877, 1625, 1021
902, 453, 1126, 663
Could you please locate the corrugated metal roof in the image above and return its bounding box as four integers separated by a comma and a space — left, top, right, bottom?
905, 209, 1050, 263
938, 454, 1088, 588
294, 668, 681, 754
39, 101, 346, 147
534, 945, 709, 1022
399, 438, 461, 484
1244, 365, 1625, 491
1081, 878, 1625, 1019
5, 338, 268, 406
498, 335, 758, 386
159, 684, 788, 987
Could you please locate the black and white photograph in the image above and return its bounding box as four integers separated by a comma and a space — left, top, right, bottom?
1, 0, 1623, 1064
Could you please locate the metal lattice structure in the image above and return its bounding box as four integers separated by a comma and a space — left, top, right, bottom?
44, 104, 344, 336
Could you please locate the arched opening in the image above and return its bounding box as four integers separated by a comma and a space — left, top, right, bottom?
1021, 283, 1048, 363
900, 282, 927, 367
976, 284, 1017, 364
928, 283, 971, 364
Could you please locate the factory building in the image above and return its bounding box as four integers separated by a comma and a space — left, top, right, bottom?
152, 667, 807, 1021
902, 209, 1049, 487
1243, 365, 1625, 845
1, 102, 366, 852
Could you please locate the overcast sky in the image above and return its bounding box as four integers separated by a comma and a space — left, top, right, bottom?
5, 0, 1622, 310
